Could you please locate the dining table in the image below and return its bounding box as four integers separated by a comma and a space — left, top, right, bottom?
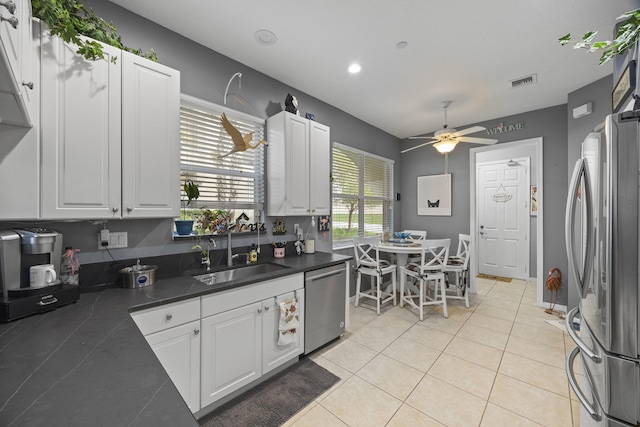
375, 239, 424, 297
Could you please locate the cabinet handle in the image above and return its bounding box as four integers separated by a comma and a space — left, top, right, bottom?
22, 81, 33, 90
264, 306, 270, 311
112, 207, 119, 213
0, 1, 16, 14
257, 308, 262, 313
165, 313, 173, 321
127, 206, 133, 212
194, 329, 200, 336
0, 14, 18, 29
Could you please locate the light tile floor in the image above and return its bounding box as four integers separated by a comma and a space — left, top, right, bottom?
284, 277, 578, 427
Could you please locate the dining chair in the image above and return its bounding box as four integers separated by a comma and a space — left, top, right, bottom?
441, 233, 472, 307
402, 229, 427, 240
353, 236, 397, 315
399, 238, 450, 320
402, 230, 427, 263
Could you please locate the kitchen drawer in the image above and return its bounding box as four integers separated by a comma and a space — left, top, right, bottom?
201, 273, 303, 318
131, 298, 200, 336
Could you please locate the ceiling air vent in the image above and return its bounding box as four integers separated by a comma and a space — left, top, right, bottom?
509, 74, 537, 89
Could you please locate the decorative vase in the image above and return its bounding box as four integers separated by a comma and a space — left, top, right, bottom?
175, 220, 194, 236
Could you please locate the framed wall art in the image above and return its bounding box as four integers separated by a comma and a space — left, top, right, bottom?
417, 174, 451, 216
612, 60, 636, 113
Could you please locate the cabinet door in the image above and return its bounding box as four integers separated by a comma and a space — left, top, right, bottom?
200, 302, 262, 408
0, 17, 39, 219
262, 289, 304, 374
308, 121, 330, 214
121, 51, 180, 218
40, 33, 122, 219
0, 0, 22, 93
0, 0, 32, 127
145, 320, 201, 413
285, 114, 311, 215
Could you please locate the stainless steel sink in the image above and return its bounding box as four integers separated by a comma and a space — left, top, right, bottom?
193, 263, 289, 286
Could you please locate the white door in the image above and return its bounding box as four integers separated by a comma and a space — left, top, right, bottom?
477, 159, 530, 279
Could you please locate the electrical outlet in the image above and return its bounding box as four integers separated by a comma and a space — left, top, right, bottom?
98, 232, 128, 249
100, 229, 110, 244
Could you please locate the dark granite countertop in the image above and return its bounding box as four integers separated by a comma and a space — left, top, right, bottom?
0, 252, 350, 427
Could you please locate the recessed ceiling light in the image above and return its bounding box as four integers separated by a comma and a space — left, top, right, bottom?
396, 41, 408, 49
254, 30, 277, 46
348, 63, 362, 74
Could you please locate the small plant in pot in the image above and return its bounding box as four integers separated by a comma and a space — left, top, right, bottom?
175, 180, 200, 236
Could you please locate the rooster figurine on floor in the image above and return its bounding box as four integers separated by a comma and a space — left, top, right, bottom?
545, 267, 563, 314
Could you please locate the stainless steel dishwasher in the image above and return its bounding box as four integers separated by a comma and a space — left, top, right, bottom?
304, 263, 347, 354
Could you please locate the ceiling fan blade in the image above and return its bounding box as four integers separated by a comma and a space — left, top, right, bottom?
408, 136, 437, 140
458, 136, 498, 144
401, 140, 437, 153
451, 126, 485, 137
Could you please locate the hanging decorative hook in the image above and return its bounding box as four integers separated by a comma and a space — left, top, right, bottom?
224, 72, 242, 105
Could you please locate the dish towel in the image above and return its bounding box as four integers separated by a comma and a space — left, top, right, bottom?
278, 298, 300, 346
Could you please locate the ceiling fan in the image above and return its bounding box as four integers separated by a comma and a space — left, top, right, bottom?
402, 101, 498, 154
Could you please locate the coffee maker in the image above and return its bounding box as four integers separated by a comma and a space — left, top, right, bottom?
0, 228, 79, 322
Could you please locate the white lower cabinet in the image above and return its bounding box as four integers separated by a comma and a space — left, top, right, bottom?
262, 290, 305, 374
130, 298, 201, 413
145, 320, 201, 412
132, 273, 305, 413
200, 302, 262, 408
199, 273, 304, 409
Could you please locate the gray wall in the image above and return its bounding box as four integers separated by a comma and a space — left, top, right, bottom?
400, 104, 569, 304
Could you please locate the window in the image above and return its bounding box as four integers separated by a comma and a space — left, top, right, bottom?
180, 95, 265, 231
332, 143, 394, 248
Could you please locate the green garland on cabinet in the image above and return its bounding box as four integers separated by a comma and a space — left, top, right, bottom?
32, 0, 157, 62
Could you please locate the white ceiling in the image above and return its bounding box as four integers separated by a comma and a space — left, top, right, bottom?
109, 0, 639, 139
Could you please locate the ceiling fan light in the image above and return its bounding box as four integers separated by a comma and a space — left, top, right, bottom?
433, 140, 458, 153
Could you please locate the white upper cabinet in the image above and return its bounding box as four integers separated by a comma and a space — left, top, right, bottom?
0, 0, 34, 127
266, 111, 330, 216
40, 30, 180, 219
40, 34, 122, 219
121, 50, 180, 218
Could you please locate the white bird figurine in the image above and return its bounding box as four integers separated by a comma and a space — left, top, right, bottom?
218, 113, 267, 158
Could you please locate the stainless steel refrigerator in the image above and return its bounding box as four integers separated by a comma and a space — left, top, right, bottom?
565, 111, 640, 426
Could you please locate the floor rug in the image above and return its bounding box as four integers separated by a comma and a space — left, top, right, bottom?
198, 358, 340, 427
476, 273, 513, 282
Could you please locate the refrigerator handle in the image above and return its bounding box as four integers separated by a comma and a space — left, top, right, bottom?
565, 158, 594, 299
565, 306, 601, 363
566, 346, 602, 422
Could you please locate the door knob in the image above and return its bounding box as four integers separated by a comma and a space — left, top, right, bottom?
194, 329, 200, 336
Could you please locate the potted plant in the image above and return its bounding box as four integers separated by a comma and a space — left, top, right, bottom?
175, 180, 199, 235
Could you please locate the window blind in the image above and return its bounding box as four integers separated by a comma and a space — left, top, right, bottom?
180, 95, 265, 211
332, 143, 394, 248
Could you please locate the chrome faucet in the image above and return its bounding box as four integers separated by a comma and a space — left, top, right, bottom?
227, 232, 250, 266
202, 238, 216, 271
